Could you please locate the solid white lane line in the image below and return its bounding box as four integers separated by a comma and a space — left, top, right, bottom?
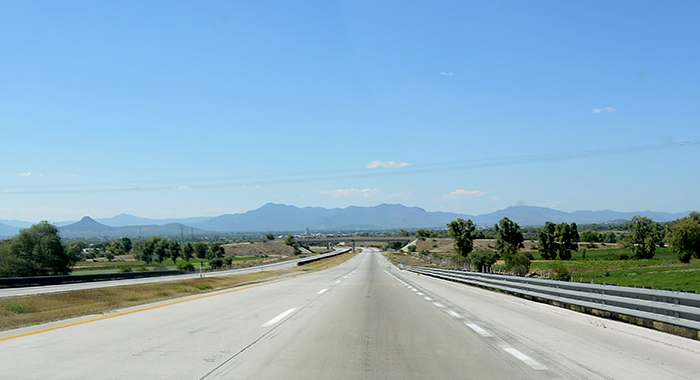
424, 297, 433, 301
335, 280, 341, 284
261, 308, 297, 327
503, 347, 548, 371
317, 289, 328, 295
446, 310, 463, 319
433, 302, 445, 308
465, 323, 493, 337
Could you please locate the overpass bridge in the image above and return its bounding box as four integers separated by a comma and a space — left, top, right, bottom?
296, 237, 414, 252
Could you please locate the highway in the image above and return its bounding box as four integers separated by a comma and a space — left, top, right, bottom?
0, 251, 346, 298
1, 248, 699, 379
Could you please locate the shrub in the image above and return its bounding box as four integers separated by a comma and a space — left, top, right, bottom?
552, 264, 570, 281
208, 257, 224, 269
224, 257, 233, 266
177, 262, 195, 272
467, 251, 498, 272
119, 266, 133, 273
617, 252, 630, 260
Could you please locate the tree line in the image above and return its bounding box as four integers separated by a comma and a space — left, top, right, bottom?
0, 221, 231, 278
445, 212, 700, 274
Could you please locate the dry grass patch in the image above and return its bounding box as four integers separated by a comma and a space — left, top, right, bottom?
0, 251, 357, 332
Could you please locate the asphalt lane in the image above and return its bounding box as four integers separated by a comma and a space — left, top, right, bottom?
1, 248, 699, 379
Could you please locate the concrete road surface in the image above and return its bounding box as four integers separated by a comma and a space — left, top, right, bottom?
1, 248, 699, 379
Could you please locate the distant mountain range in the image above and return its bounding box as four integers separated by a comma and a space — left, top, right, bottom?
0, 203, 694, 238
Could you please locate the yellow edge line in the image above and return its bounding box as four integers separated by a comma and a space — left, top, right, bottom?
0, 269, 318, 344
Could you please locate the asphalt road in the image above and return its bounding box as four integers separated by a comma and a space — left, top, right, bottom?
1, 248, 699, 379
0, 251, 345, 298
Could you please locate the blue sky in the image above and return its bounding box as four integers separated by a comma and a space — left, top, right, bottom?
1, 0, 699, 222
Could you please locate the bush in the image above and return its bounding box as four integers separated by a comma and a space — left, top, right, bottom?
177, 262, 195, 272
224, 257, 233, 266
135, 267, 149, 272
552, 264, 570, 281
467, 251, 498, 272
617, 252, 630, 260
208, 257, 224, 269
407, 245, 417, 253
509, 253, 531, 276
119, 266, 132, 273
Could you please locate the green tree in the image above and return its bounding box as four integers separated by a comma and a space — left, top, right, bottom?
265, 233, 275, 241
169, 241, 181, 264
555, 222, 579, 261
538, 222, 558, 260
153, 239, 167, 264
3, 221, 79, 277
285, 235, 296, 246
105, 241, 126, 262
193, 242, 208, 259
121, 237, 132, 253
667, 212, 700, 263
398, 229, 410, 237
182, 242, 194, 261
625, 216, 662, 259
66, 241, 85, 259
580, 230, 601, 243
603, 231, 617, 243
210, 242, 224, 258
447, 219, 476, 257
495, 217, 524, 269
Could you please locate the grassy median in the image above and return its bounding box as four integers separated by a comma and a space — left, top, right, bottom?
0, 251, 357, 331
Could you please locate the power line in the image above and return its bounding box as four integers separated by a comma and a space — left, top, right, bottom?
2, 140, 698, 195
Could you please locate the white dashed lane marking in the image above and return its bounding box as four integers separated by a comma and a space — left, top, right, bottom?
261, 308, 297, 328
503, 347, 548, 371
317, 289, 328, 295
465, 323, 493, 337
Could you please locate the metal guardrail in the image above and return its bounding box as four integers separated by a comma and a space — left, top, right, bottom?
400, 265, 700, 333
0, 270, 185, 288
297, 249, 351, 266
0, 250, 353, 289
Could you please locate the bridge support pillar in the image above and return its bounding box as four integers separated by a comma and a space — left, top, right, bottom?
352, 240, 356, 253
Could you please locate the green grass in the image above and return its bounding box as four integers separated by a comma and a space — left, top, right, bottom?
568, 265, 700, 293
525, 247, 700, 293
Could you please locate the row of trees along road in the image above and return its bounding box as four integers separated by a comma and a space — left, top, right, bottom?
447, 217, 531, 274
133, 237, 224, 264
0, 221, 231, 278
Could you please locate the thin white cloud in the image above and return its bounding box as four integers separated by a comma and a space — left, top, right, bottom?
438, 189, 488, 201
320, 188, 381, 198
441, 72, 453, 76
537, 201, 561, 208
366, 160, 412, 169
490, 196, 501, 201
67, 174, 80, 178
38, 173, 44, 177
175, 186, 189, 191
17, 172, 31, 177
592, 107, 616, 113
